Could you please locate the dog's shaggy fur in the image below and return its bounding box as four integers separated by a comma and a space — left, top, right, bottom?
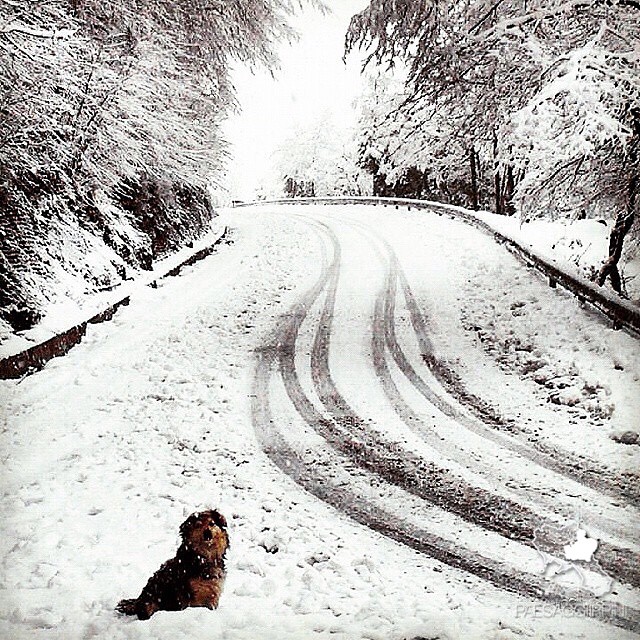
116, 510, 229, 620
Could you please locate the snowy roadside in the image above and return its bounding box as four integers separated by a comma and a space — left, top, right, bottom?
471, 210, 640, 304
0, 206, 637, 639
405, 207, 640, 458
0, 218, 227, 360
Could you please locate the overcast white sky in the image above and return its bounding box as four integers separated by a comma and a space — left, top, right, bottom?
221, 1, 370, 201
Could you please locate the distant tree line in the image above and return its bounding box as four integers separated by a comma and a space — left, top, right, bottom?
275, 115, 370, 199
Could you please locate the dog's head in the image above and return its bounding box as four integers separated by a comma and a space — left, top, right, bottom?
180, 510, 229, 561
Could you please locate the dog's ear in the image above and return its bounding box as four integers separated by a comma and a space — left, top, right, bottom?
211, 510, 227, 529
179, 513, 199, 539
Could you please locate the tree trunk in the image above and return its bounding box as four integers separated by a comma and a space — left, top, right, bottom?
493, 130, 503, 215
476, 148, 482, 204
470, 145, 479, 210
596, 184, 636, 294
494, 174, 502, 214
373, 173, 386, 197
504, 164, 516, 216
597, 108, 640, 295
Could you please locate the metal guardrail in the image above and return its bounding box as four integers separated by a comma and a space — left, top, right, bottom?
236, 196, 640, 337
3, 194, 636, 381
0, 226, 229, 380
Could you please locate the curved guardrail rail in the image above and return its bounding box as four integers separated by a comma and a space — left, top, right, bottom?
0, 226, 229, 380
3, 195, 637, 381
236, 196, 640, 337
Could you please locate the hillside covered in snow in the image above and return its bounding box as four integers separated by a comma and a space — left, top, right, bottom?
0, 0, 311, 337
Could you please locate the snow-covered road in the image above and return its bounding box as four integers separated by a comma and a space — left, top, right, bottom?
1, 204, 639, 639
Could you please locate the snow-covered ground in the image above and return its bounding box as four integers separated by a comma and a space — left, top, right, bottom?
472, 210, 640, 303
0, 219, 227, 359
1, 204, 638, 639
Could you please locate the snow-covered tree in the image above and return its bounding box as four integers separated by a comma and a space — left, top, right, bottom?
0, 0, 320, 193
0, 0, 322, 329
346, 0, 640, 294
346, 0, 538, 214
354, 71, 493, 207
274, 114, 370, 198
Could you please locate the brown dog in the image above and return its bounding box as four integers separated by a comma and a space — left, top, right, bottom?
116, 510, 229, 620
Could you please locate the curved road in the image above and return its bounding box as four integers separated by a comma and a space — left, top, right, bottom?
248, 204, 640, 632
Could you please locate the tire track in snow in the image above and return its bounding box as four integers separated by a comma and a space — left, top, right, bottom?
329, 211, 639, 535
346, 215, 634, 532
305, 215, 639, 589
344, 211, 638, 507
250, 211, 640, 631
253, 355, 639, 632
333, 217, 638, 568
374, 255, 638, 561
398, 249, 640, 506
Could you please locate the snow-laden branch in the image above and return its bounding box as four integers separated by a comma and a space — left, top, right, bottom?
469, 0, 596, 43
0, 23, 76, 39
